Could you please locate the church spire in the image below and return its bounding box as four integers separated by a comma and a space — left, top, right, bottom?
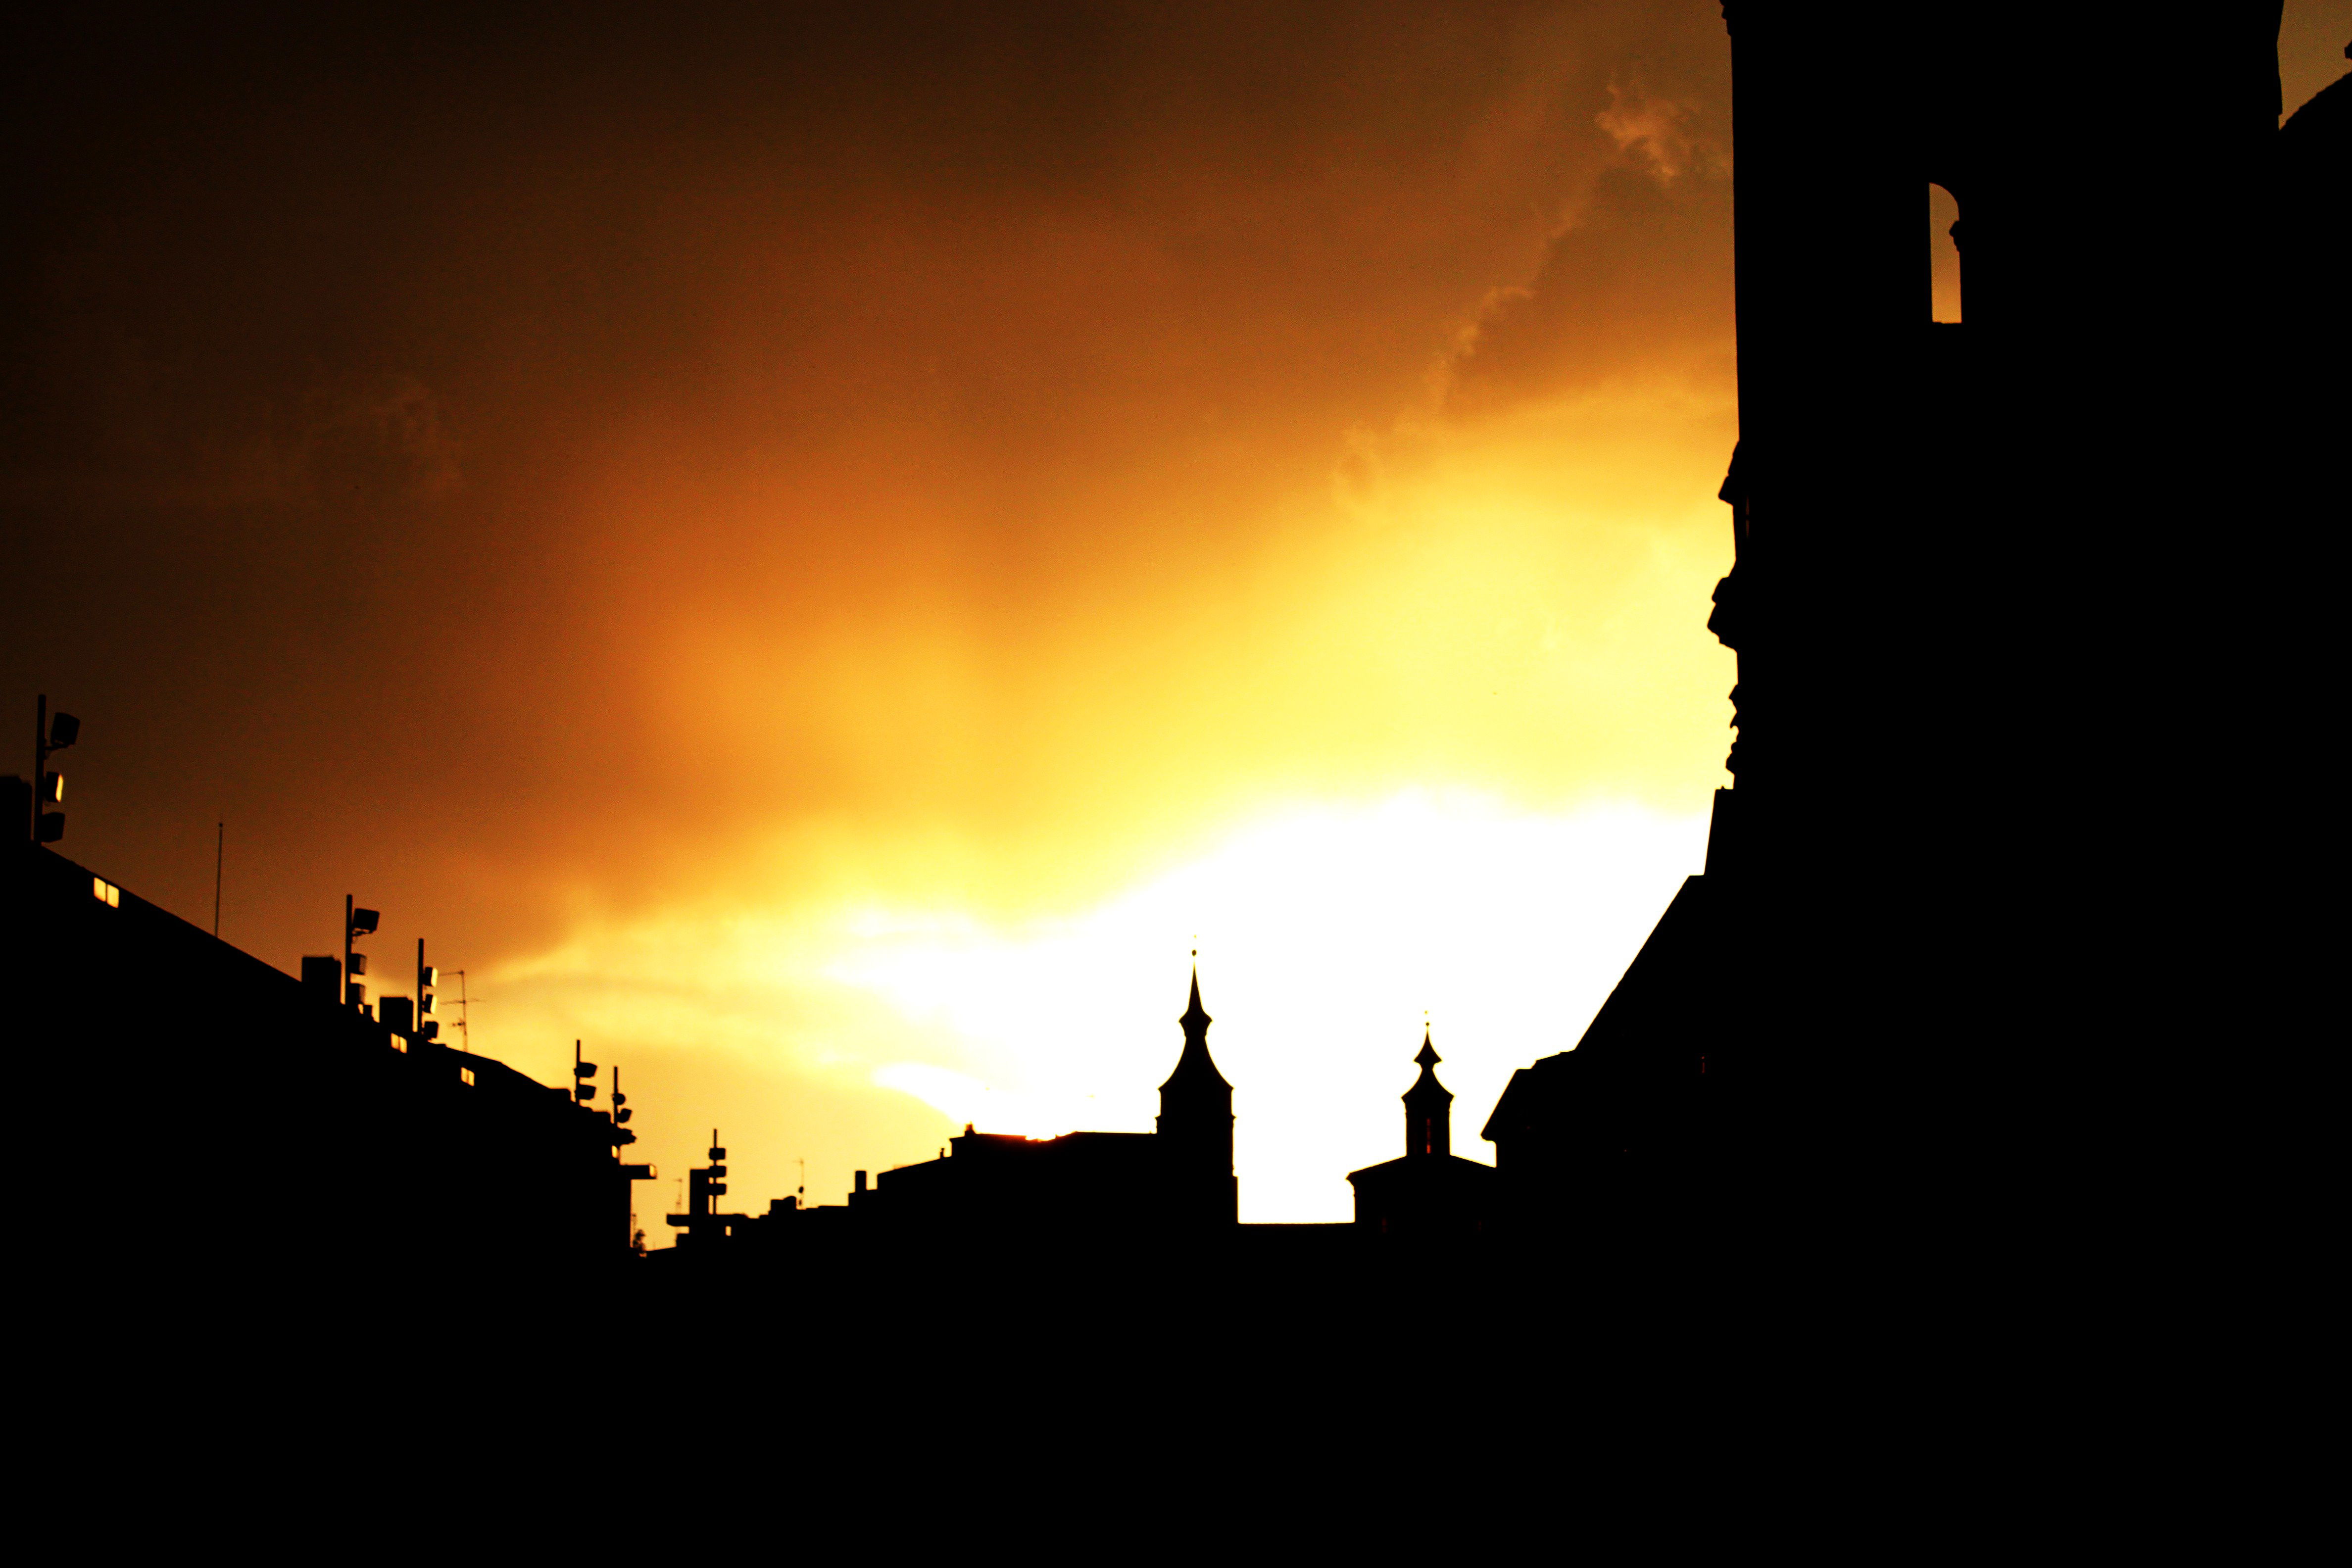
1161, 961, 1230, 1095
1403, 1021, 1453, 1159
1157, 956, 1237, 1226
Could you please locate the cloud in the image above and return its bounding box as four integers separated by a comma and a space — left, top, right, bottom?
1440, 72, 1732, 412
1593, 75, 1717, 184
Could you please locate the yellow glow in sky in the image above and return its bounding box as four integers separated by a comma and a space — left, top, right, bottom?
486, 791, 1708, 1222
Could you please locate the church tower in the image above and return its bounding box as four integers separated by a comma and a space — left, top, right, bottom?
1345, 1022, 1496, 1237
1404, 1026, 1452, 1159
1156, 965, 1236, 1225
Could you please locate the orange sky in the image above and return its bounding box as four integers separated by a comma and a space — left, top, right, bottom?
8, 3, 2346, 1223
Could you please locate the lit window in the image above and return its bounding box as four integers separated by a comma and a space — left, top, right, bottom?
459, 1066, 475, 1087
91, 878, 119, 907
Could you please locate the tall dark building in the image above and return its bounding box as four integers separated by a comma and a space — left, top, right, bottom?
1483, 8, 2339, 1269
1155, 968, 1237, 1226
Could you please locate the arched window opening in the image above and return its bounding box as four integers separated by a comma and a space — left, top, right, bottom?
1928, 183, 1963, 323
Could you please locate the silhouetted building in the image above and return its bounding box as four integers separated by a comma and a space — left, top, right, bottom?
1481, 877, 1716, 1224
7, 839, 648, 1285
844, 967, 1238, 1240
667, 1133, 753, 1247
1348, 1029, 1497, 1238
1479, 10, 2340, 1268
1157, 968, 1238, 1226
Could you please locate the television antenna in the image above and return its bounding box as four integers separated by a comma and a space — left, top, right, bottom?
446, 970, 471, 1051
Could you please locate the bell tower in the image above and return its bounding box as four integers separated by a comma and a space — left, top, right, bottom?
1156, 964, 1236, 1226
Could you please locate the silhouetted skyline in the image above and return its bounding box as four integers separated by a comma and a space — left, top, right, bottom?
6, 6, 2344, 1259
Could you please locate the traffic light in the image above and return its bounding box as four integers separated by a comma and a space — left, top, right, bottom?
608, 1070, 636, 1144
32, 699, 77, 845
35, 771, 64, 843
414, 948, 439, 1039
343, 896, 378, 1011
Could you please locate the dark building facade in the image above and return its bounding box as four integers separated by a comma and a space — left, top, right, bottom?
1481, 8, 2340, 1269
7, 839, 647, 1285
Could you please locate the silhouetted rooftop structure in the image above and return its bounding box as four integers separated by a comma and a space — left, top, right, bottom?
1348, 1028, 1497, 1239
839, 965, 1237, 1241
8, 838, 647, 1286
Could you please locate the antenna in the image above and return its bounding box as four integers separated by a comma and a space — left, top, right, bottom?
213, 822, 223, 937
448, 970, 470, 1051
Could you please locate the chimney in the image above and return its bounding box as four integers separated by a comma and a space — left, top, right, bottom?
854, 1170, 868, 1193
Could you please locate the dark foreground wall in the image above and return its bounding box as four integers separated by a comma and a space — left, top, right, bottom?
5, 841, 632, 1292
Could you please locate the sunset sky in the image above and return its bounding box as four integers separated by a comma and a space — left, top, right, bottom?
8, 3, 2345, 1224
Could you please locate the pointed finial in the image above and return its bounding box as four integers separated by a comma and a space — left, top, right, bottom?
1181, 956, 1211, 1031
1415, 1019, 1440, 1069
